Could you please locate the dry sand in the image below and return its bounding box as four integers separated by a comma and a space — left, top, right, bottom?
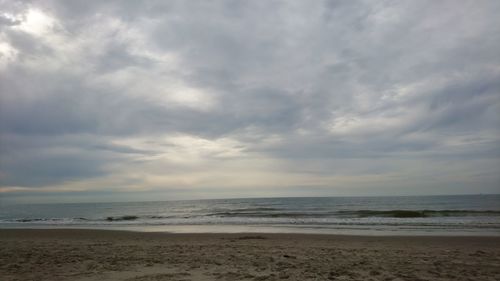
1, 229, 499, 281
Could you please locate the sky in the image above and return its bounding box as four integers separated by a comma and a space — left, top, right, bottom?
0, 0, 499, 203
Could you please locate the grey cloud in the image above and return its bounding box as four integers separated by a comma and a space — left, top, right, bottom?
0, 151, 108, 187
5, 29, 54, 57
0, 14, 22, 27
96, 42, 154, 73
0, 134, 155, 187
0, 0, 27, 27
1, 0, 499, 195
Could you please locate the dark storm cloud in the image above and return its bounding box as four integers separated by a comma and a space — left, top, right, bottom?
0, 0, 499, 195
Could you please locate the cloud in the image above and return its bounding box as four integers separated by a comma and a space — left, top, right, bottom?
1, 0, 499, 200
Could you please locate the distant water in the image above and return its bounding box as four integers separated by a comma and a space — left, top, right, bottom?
1, 195, 500, 236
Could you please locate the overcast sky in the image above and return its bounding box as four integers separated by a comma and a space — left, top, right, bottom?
1, 0, 499, 203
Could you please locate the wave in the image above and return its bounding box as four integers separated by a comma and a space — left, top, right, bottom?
210, 209, 500, 218
3, 209, 500, 224
208, 212, 332, 218
10, 217, 88, 223
96, 209, 500, 220
337, 210, 500, 218
105, 215, 139, 221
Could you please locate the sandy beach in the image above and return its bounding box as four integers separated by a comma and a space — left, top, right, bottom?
1, 229, 499, 281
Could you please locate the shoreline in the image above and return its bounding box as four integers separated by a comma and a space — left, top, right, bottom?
2, 229, 500, 281
2, 223, 500, 237
2, 226, 500, 237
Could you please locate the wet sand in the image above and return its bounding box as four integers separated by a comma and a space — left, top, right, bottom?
1, 229, 499, 281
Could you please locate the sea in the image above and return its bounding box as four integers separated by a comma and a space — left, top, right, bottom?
1, 195, 499, 236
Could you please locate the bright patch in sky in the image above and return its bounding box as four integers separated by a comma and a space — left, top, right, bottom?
16, 9, 55, 35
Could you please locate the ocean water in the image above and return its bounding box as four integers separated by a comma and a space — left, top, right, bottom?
1, 195, 499, 236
